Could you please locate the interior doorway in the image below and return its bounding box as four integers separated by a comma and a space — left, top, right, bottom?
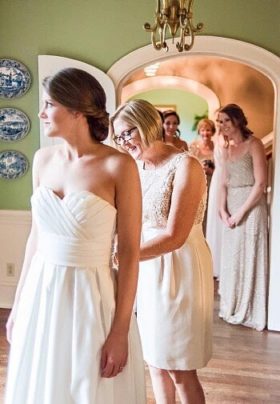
107, 36, 280, 331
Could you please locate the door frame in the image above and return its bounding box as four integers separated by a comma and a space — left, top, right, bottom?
108, 36, 280, 331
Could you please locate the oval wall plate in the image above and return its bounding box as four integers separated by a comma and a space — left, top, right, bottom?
0, 108, 30, 142
0, 59, 32, 98
0, 150, 29, 179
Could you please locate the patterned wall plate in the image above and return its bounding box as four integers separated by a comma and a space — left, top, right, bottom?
0, 59, 31, 98
0, 108, 30, 142
0, 150, 29, 179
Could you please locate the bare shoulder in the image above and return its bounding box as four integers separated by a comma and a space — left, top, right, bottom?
176, 153, 205, 180
176, 138, 188, 151
34, 145, 61, 163
101, 144, 137, 175
249, 136, 265, 154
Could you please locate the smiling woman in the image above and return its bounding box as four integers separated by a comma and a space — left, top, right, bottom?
110, 99, 213, 404
217, 103, 268, 331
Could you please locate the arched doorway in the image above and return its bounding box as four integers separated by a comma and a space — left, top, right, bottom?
108, 36, 280, 331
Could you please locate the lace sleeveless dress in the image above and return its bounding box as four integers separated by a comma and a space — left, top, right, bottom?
136, 153, 213, 370
219, 153, 268, 331
5, 186, 146, 404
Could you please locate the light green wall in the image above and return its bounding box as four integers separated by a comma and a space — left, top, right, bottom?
129, 89, 208, 142
0, 0, 279, 209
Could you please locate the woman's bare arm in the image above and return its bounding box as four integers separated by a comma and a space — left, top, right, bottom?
228, 137, 267, 227
140, 155, 206, 260
100, 154, 142, 377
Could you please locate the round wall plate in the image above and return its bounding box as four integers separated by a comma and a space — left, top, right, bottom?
0, 150, 29, 179
0, 108, 30, 141
0, 59, 32, 98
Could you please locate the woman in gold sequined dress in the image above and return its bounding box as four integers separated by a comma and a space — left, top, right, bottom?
111, 100, 213, 404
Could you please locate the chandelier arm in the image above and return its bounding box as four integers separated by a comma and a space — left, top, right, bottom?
143, 0, 203, 52
183, 23, 195, 50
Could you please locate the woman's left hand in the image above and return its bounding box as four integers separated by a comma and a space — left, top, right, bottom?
228, 210, 244, 228
100, 331, 128, 378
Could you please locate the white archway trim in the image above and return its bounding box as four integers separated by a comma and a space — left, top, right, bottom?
108, 36, 280, 331
107, 36, 280, 89
261, 132, 273, 148
121, 76, 220, 118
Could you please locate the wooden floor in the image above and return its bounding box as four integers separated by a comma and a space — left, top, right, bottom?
1, 282, 280, 403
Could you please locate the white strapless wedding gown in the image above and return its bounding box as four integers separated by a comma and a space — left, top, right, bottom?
5, 186, 146, 404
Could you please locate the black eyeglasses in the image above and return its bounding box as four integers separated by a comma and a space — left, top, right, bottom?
113, 127, 137, 145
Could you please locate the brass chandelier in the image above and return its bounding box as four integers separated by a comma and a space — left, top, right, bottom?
143, 0, 203, 52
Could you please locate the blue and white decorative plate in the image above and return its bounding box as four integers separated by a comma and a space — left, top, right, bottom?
0, 150, 29, 179
0, 108, 30, 142
0, 59, 31, 99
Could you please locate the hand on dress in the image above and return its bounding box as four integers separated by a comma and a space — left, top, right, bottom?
220, 209, 231, 227
228, 210, 244, 228
100, 331, 128, 378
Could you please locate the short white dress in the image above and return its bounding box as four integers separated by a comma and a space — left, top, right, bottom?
136, 153, 213, 370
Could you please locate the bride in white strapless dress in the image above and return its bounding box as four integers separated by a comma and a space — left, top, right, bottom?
5, 68, 146, 404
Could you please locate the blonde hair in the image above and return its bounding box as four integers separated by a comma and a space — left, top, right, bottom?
197, 118, 216, 135
110, 99, 163, 146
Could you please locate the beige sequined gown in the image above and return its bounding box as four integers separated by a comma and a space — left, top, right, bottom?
137, 153, 213, 370
219, 152, 268, 331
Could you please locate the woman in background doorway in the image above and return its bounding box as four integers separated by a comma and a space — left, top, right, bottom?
205, 122, 228, 279
162, 110, 189, 151
189, 118, 216, 235
218, 103, 268, 331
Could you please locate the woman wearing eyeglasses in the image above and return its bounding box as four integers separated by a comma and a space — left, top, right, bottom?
110, 100, 213, 404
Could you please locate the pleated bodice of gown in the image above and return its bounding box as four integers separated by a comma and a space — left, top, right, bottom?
5, 186, 146, 404
137, 153, 213, 370
219, 153, 268, 331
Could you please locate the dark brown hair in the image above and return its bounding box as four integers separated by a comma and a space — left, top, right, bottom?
218, 104, 253, 139
42, 68, 109, 142
162, 110, 181, 138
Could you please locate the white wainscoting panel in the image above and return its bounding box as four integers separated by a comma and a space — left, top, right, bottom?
0, 210, 31, 308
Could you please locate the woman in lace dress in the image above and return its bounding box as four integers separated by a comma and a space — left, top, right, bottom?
217, 104, 268, 331
5, 68, 146, 404
111, 100, 213, 404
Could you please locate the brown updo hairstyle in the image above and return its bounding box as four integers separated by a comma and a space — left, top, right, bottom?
218, 104, 253, 139
197, 118, 216, 135
42, 68, 109, 142
162, 110, 181, 138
